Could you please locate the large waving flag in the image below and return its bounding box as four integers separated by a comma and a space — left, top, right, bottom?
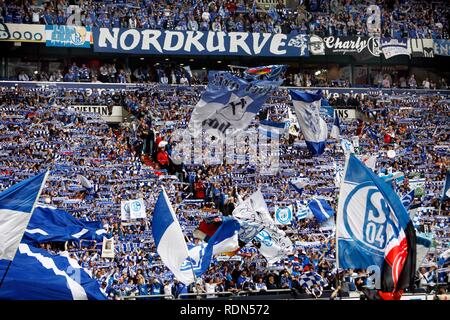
255, 227, 294, 265
183, 217, 240, 277
23, 204, 107, 244
193, 215, 240, 254
0, 171, 48, 261
289, 89, 328, 155
337, 154, 416, 292
232, 189, 274, 228
0, 243, 105, 300
308, 198, 334, 223
152, 188, 193, 285
189, 70, 283, 139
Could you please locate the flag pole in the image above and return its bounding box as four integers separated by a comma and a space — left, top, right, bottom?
0, 261, 12, 289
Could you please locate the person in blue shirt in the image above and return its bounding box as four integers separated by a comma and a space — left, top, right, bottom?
112, 13, 121, 28
42, 8, 54, 25
150, 278, 163, 297
172, 279, 188, 298
56, 10, 66, 25
279, 270, 292, 289
64, 70, 75, 82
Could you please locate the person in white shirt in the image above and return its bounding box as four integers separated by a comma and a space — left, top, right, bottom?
204, 278, 217, 298
129, 17, 137, 28
18, 71, 30, 81
202, 10, 210, 22
163, 281, 173, 299
160, 74, 169, 84
180, 75, 189, 85
422, 78, 430, 89
254, 277, 267, 292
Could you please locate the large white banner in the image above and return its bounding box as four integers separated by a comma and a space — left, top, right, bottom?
0, 23, 45, 42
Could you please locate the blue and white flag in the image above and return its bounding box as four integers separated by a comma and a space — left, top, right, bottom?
289, 177, 309, 195
336, 154, 416, 292
289, 89, 328, 155
274, 205, 293, 225
258, 119, 287, 138
299, 271, 325, 289
296, 201, 311, 220
320, 98, 334, 117
308, 198, 334, 223
255, 227, 294, 265
340, 138, 354, 154
381, 38, 410, 59
152, 188, 192, 285
23, 204, 106, 244
77, 174, 93, 191
233, 190, 274, 245
0, 171, 48, 261
330, 110, 340, 139
182, 217, 240, 277
401, 190, 415, 210
189, 70, 282, 139
438, 249, 450, 267
442, 172, 450, 201
0, 243, 105, 300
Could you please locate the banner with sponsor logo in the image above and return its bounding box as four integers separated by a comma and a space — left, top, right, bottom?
46, 25, 91, 48
0, 23, 45, 42
309, 35, 380, 59
434, 39, 450, 56
93, 28, 309, 57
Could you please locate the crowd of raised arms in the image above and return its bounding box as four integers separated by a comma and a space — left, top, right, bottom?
1, 0, 449, 39
0, 81, 448, 299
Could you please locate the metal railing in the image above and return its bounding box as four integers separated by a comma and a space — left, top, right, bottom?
237, 288, 293, 296
178, 291, 234, 299
123, 293, 174, 300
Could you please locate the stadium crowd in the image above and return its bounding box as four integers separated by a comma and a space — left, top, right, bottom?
0, 0, 448, 39
13, 60, 450, 91
0, 80, 448, 299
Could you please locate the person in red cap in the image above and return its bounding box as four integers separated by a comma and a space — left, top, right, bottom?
156, 141, 170, 170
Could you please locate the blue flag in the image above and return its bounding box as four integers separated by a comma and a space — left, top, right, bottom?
308, 198, 334, 223
289, 89, 328, 155
401, 190, 415, 210
336, 154, 416, 292
0, 243, 105, 300
23, 204, 107, 244
0, 171, 48, 261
